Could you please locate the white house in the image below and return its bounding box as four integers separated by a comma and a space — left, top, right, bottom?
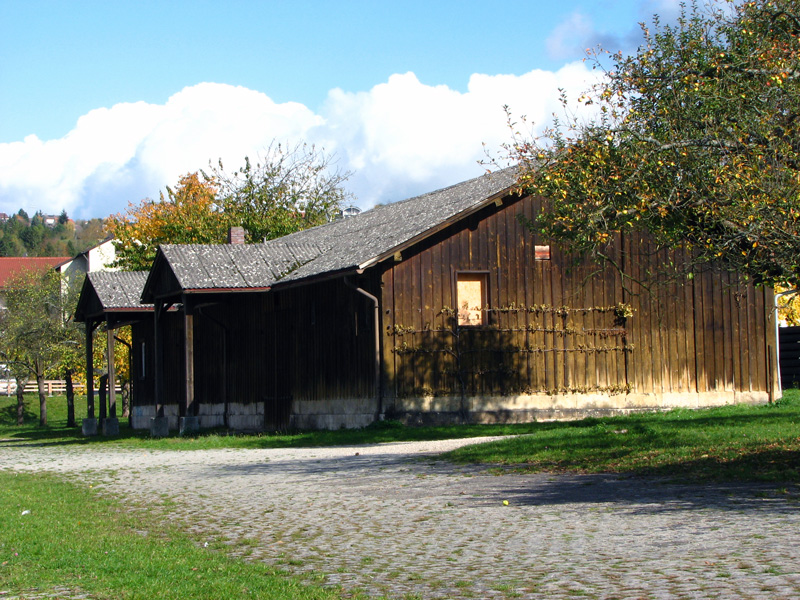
58, 236, 118, 294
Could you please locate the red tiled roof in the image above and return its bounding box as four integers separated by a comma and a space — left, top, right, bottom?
0, 257, 70, 288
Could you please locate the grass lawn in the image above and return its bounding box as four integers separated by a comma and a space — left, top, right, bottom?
2, 391, 798, 597
444, 390, 800, 482
0, 470, 346, 600
2, 390, 799, 481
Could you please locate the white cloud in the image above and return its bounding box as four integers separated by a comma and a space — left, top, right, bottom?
0, 84, 321, 219
319, 65, 602, 206
546, 12, 597, 61
0, 66, 602, 219
545, 1, 694, 65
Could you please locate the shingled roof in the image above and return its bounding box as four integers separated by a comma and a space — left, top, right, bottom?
74, 271, 151, 322
142, 167, 518, 301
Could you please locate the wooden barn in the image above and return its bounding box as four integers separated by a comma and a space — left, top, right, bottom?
77, 168, 779, 432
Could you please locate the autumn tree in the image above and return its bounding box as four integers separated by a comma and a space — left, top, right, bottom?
0, 268, 81, 426
107, 172, 228, 270
109, 144, 351, 269
508, 0, 800, 288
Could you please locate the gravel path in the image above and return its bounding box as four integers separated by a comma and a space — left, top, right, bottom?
2, 437, 800, 599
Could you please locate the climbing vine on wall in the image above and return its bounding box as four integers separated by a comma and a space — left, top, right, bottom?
388, 302, 634, 402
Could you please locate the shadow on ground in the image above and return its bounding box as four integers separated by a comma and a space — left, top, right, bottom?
185, 447, 800, 515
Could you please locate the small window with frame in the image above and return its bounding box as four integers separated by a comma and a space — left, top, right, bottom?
456, 272, 488, 327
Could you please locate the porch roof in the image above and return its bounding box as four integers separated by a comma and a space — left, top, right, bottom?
74, 271, 151, 323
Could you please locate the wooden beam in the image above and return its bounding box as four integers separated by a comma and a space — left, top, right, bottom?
184, 309, 195, 417
358, 188, 521, 271
85, 321, 95, 419
106, 326, 116, 418
154, 300, 164, 417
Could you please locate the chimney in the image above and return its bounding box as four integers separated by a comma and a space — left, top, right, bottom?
228, 226, 245, 245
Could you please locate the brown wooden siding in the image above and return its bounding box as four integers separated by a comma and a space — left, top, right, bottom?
130, 318, 154, 406
381, 194, 774, 403
130, 312, 184, 407
131, 278, 377, 425
268, 278, 376, 402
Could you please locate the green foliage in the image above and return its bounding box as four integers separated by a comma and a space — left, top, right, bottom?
107, 172, 228, 270
0, 210, 107, 258
509, 0, 800, 288
211, 142, 352, 243
0, 268, 82, 425
108, 143, 352, 270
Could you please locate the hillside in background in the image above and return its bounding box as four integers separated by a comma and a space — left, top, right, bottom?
0, 209, 108, 258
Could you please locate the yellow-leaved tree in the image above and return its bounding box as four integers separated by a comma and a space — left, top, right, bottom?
107, 172, 227, 271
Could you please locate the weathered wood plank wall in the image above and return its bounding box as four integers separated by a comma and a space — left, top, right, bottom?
132, 278, 377, 426
779, 326, 800, 389
131, 313, 184, 408
380, 193, 775, 405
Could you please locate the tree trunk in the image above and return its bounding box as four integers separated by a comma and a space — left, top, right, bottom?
36, 370, 47, 427
65, 369, 75, 428
15, 381, 25, 425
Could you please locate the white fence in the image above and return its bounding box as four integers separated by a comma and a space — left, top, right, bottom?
0, 379, 125, 396
21, 380, 78, 395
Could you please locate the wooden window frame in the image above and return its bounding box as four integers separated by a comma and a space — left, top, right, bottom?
453, 270, 490, 327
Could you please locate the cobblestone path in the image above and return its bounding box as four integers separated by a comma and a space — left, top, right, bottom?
2, 439, 799, 599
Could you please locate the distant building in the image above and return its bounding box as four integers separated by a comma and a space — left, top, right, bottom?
334, 206, 361, 220
57, 236, 118, 293
0, 256, 70, 310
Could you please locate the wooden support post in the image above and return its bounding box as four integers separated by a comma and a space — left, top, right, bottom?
184, 309, 195, 417
98, 374, 107, 420
85, 322, 95, 419
107, 326, 116, 418
766, 287, 780, 402
154, 300, 164, 417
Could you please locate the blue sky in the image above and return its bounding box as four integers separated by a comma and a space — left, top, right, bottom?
0, 0, 683, 219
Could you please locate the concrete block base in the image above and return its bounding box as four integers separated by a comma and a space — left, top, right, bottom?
150, 416, 170, 438
290, 397, 379, 430
179, 416, 200, 436
101, 417, 119, 436
82, 418, 98, 436
387, 390, 771, 426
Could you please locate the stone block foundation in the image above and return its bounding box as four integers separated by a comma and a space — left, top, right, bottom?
389, 390, 771, 426
126, 389, 771, 432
